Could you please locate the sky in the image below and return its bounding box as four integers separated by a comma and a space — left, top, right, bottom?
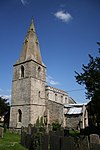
0, 0, 100, 103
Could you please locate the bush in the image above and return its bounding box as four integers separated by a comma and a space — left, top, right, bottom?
69, 129, 80, 136
52, 120, 61, 131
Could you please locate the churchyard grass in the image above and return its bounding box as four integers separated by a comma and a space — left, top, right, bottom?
0, 129, 27, 150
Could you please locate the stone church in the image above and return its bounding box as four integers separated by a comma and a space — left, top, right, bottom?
10, 20, 86, 129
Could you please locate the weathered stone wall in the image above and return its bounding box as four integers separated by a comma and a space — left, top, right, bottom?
11, 78, 31, 105
31, 78, 46, 105
47, 100, 64, 125
30, 105, 46, 125
45, 86, 76, 126
10, 105, 31, 128
10, 59, 46, 128
66, 115, 81, 129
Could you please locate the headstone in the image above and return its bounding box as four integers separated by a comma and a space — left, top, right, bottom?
28, 124, 33, 134
61, 136, 74, 150
41, 134, 49, 150
90, 143, 100, 150
56, 130, 64, 136
90, 134, 100, 144
32, 132, 41, 150
21, 132, 26, 146
0, 128, 4, 138
31, 127, 37, 135
25, 134, 32, 149
50, 135, 61, 150
79, 136, 89, 150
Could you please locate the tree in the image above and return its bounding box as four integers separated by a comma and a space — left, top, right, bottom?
75, 42, 100, 126
0, 97, 10, 117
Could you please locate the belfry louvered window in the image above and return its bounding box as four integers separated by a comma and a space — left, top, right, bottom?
21, 65, 24, 77
18, 109, 22, 122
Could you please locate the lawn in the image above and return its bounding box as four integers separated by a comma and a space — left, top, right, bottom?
0, 129, 28, 150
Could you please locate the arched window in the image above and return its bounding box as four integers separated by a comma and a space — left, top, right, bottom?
18, 109, 22, 122
38, 66, 41, 72
21, 65, 24, 77
38, 66, 41, 78
61, 96, 63, 103
38, 91, 40, 97
65, 97, 68, 104
55, 94, 57, 101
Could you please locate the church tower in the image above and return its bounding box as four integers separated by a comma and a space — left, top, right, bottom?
10, 20, 46, 128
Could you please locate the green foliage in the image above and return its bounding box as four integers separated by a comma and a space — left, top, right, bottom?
0, 97, 10, 117
32, 132, 42, 150
69, 129, 80, 136
35, 117, 44, 127
75, 44, 100, 101
40, 117, 44, 127
0, 129, 27, 150
52, 120, 61, 131
35, 117, 40, 127
75, 42, 100, 126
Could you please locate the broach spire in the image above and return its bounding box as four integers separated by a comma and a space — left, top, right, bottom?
17, 19, 42, 65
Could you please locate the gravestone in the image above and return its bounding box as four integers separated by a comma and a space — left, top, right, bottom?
90, 134, 100, 144
21, 132, 26, 146
31, 127, 37, 135
61, 136, 74, 150
50, 135, 61, 150
90, 143, 100, 150
28, 124, 33, 134
79, 136, 89, 150
25, 134, 32, 149
0, 127, 4, 138
41, 134, 49, 150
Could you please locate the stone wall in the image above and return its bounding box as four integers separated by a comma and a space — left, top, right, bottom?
66, 115, 81, 129
47, 100, 64, 125
45, 85, 76, 126
10, 59, 46, 128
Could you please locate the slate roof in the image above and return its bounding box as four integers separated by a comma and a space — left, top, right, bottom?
67, 107, 82, 115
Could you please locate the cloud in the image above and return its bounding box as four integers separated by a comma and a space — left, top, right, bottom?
0, 95, 11, 103
0, 95, 11, 100
20, 0, 28, 5
54, 10, 72, 23
0, 88, 11, 103
46, 75, 60, 85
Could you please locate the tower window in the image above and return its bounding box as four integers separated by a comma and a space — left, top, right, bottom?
38, 91, 40, 97
38, 66, 41, 78
21, 65, 24, 77
18, 109, 22, 122
38, 66, 41, 72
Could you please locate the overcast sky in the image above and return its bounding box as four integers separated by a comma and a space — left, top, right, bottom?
0, 0, 100, 103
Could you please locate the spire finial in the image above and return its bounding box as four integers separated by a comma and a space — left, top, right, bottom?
28, 18, 36, 32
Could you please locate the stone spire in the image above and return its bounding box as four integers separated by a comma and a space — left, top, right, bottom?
17, 20, 42, 65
